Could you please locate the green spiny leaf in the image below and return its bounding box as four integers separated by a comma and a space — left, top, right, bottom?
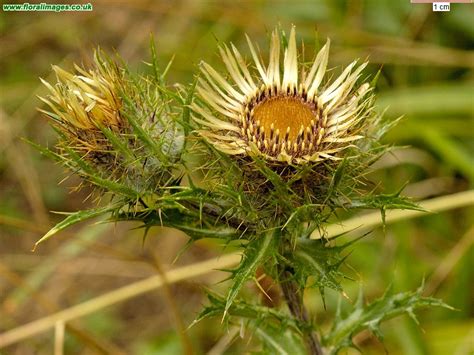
29, 133, 138, 198
224, 229, 279, 317
181, 79, 197, 140
34, 203, 123, 250
195, 291, 302, 331
370, 66, 383, 88
194, 291, 308, 354
293, 238, 345, 292
324, 158, 347, 203
116, 207, 241, 241
348, 186, 425, 212
24, 138, 63, 163
149, 34, 161, 84
323, 284, 453, 354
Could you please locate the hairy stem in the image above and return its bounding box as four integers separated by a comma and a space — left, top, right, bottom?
279, 267, 323, 355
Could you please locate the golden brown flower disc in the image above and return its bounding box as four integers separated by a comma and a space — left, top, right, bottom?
253, 96, 317, 143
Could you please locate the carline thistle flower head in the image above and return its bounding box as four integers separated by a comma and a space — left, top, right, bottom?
192, 26, 374, 164
39, 52, 183, 193
39, 55, 126, 162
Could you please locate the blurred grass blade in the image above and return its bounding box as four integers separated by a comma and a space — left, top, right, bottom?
421, 128, 474, 181
377, 83, 473, 117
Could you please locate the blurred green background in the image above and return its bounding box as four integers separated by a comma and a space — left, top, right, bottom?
0, 0, 473, 354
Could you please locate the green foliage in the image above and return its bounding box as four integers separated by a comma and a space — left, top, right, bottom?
224, 229, 279, 316
348, 185, 425, 226
323, 285, 453, 354
293, 238, 348, 294
348, 188, 425, 212
196, 292, 302, 331
27, 136, 141, 198
116, 205, 240, 242
195, 292, 307, 354
33, 204, 123, 249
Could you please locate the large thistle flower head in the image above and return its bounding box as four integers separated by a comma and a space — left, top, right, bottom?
192, 26, 374, 164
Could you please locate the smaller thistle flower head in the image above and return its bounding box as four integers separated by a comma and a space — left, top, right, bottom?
39, 54, 126, 158
39, 52, 183, 193
192, 26, 374, 164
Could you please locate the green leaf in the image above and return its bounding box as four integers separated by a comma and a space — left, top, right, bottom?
23, 138, 64, 163
194, 291, 301, 330
114, 186, 246, 241
324, 158, 347, 203
252, 154, 294, 198
34, 204, 122, 250
348, 186, 425, 229
58, 139, 139, 198
293, 238, 347, 293
323, 284, 453, 354
180, 79, 197, 145
26, 135, 139, 199
370, 66, 383, 88
256, 324, 307, 355
348, 186, 425, 212
224, 229, 279, 317
192, 292, 228, 325
149, 34, 161, 84
194, 291, 306, 354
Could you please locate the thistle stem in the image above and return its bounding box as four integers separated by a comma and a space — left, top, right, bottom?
280, 268, 323, 355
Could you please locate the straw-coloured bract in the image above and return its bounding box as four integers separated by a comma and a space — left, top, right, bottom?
192, 26, 374, 164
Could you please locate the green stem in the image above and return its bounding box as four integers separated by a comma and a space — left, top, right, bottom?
279, 266, 323, 355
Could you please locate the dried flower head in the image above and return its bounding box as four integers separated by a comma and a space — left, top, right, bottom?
39, 52, 183, 193
192, 26, 374, 164
39, 57, 124, 158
